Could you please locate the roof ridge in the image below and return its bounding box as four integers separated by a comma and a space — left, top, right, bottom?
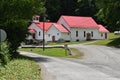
61, 15, 92, 18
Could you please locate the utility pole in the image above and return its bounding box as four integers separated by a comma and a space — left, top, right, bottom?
43, 15, 46, 51
42, 0, 46, 51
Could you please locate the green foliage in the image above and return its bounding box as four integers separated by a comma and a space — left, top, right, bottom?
0, 0, 44, 58
107, 38, 120, 47
76, 0, 98, 17
60, 0, 78, 15
5, 20, 28, 58
0, 42, 10, 66
96, 0, 120, 31
0, 59, 41, 80
45, 0, 98, 22
45, 0, 61, 21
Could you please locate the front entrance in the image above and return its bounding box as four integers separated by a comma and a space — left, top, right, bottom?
86, 33, 91, 40
52, 36, 55, 42
105, 33, 107, 39
32, 33, 35, 39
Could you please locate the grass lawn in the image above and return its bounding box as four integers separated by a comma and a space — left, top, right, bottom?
47, 40, 93, 45
0, 55, 41, 80
19, 47, 83, 58
90, 33, 120, 47
19, 48, 68, 57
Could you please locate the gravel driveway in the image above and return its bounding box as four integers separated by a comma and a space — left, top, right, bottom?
20, 44, 120, 80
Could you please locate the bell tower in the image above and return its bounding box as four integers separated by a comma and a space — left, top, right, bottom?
32, 15, 40, 22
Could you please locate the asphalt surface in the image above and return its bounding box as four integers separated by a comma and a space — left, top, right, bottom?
20, 44, 120, 80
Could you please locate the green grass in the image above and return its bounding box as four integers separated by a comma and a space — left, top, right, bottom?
19, 47, 84, 58
19, 48, 69, 57
0, 59, 41, 80
48, 40, 93, 45
90, 33, 120, 47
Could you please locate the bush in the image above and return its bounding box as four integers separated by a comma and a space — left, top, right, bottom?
0, 42, 10, 66
0, 59, 41, 80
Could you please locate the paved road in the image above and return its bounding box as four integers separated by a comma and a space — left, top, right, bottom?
68, 44, 120, 79
20, 44, 120, 80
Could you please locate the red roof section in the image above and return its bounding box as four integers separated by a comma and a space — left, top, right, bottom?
52, 23, 69, 33
61, 16, 99, 28
98, 24, 109, 33
34, 22, 55, 31
28, 29, 36, 33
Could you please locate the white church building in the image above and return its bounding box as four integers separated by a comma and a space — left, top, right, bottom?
27, 15, 109, 43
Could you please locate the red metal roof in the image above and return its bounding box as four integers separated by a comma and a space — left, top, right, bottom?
60, 16, 99, 28
28, 29, 36, 33
52, 23, 69, 33
34, 22, 55, 31
98, 24, 109, 33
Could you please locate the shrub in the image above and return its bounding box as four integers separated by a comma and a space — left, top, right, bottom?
0, 42, 10, 66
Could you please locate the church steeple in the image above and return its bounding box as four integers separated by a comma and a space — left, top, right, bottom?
32, 15, 40, 22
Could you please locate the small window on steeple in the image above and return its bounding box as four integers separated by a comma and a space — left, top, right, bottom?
32, 15, 40, 22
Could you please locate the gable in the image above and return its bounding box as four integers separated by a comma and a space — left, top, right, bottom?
28, 23, 41, 30
35, 22, 55, 31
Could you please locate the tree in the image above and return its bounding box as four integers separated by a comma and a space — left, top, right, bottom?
45, 0, 61, 21
60, 0, 78, 16
76, 0, 98, 17
45, 0, 78, 22
0, 0, 44, 58
96, 0, 120, 31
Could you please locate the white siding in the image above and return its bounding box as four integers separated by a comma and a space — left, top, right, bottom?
28, 18, 108, 42
61, 33, 70, 41
98, 32, 108, 39
47, 25, 61, 41
47, 25, 71, 42
70, 28, 100, 41
29, 23, 43, 40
